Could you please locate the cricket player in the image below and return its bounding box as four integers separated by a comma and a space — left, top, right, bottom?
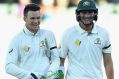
60, 0, 114, 79
5, 3, 61, 79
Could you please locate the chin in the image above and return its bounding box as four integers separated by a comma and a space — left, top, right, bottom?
34, 26, 39, 29
33, 28, 38, 31
83, 21, 93, 25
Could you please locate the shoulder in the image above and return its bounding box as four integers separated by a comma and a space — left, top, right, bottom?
96, 25, 109, 34
10, 31, 23, 44
63, 25, 77, 36
40, 29, 55, 36
95, 25, 110, 38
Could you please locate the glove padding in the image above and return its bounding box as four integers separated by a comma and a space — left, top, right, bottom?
45, 70, 64, 79
31, 73, 45, 79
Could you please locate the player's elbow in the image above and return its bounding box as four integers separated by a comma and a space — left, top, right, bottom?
5, 63, 11, 74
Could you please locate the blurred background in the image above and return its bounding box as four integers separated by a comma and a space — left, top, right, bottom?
0, 0, 119, 79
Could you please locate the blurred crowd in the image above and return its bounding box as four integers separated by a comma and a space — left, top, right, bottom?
0, 0, 119, 46
0, 0, 119, 17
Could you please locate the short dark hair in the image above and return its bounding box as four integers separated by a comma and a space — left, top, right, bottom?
24, 3, 40, 16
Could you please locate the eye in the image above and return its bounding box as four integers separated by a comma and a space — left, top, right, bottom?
30, 16, 40, 20
80, 10, 94, 14
37, 17, 40, 19
30, 17, 35, 20
88, 11, 94, 14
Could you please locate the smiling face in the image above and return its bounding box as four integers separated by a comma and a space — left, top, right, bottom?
79, 10, 95, 25
24, 10, 41, 33
76, 10, 98, 32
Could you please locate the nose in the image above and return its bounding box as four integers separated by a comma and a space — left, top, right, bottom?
84, 13, 91, 17
34, 18, 40, 23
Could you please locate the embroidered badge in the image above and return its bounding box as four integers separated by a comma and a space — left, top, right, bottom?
40, 40, 45, 47
9, 49, 13, 53
23, 46, 30, 52
94, 38, 101, 44
75, 39, 81, 46
83, 1, 91, 6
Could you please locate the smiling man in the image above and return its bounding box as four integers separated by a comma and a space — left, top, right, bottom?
60, 0, 114, 79
5, 3, 60, 79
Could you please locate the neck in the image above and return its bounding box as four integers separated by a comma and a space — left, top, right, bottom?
79, 21, 93, 32
25, 25, 38, 34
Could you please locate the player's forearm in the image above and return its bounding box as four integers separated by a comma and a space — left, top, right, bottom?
5, 63, 31, 78
105, 64, 114, 79
103, 54, 114, 79
49, 56, 60, 72
60, 57, 65, 66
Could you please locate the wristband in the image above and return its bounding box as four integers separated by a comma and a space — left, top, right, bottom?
59, 66, 64, 73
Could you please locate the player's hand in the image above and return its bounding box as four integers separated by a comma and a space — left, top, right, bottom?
55, 70, 64, 79
40, 75, 45, 79
45, 70, 64, 79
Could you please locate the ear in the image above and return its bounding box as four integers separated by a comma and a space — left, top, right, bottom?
23, 16, 26, 22
75, 10, 78, 15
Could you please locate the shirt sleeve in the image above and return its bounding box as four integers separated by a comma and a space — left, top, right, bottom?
46, 32, 60, 73
5, 37, 32, 79
60, 30, 69, 58
102, 30, 112, 53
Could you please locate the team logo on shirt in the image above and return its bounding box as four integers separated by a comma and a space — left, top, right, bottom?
75, 39, 81, 46
23, 45, 30, 52
94, 38, 101, 45
40, 39, 49, 48
40, 40, 45, 47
